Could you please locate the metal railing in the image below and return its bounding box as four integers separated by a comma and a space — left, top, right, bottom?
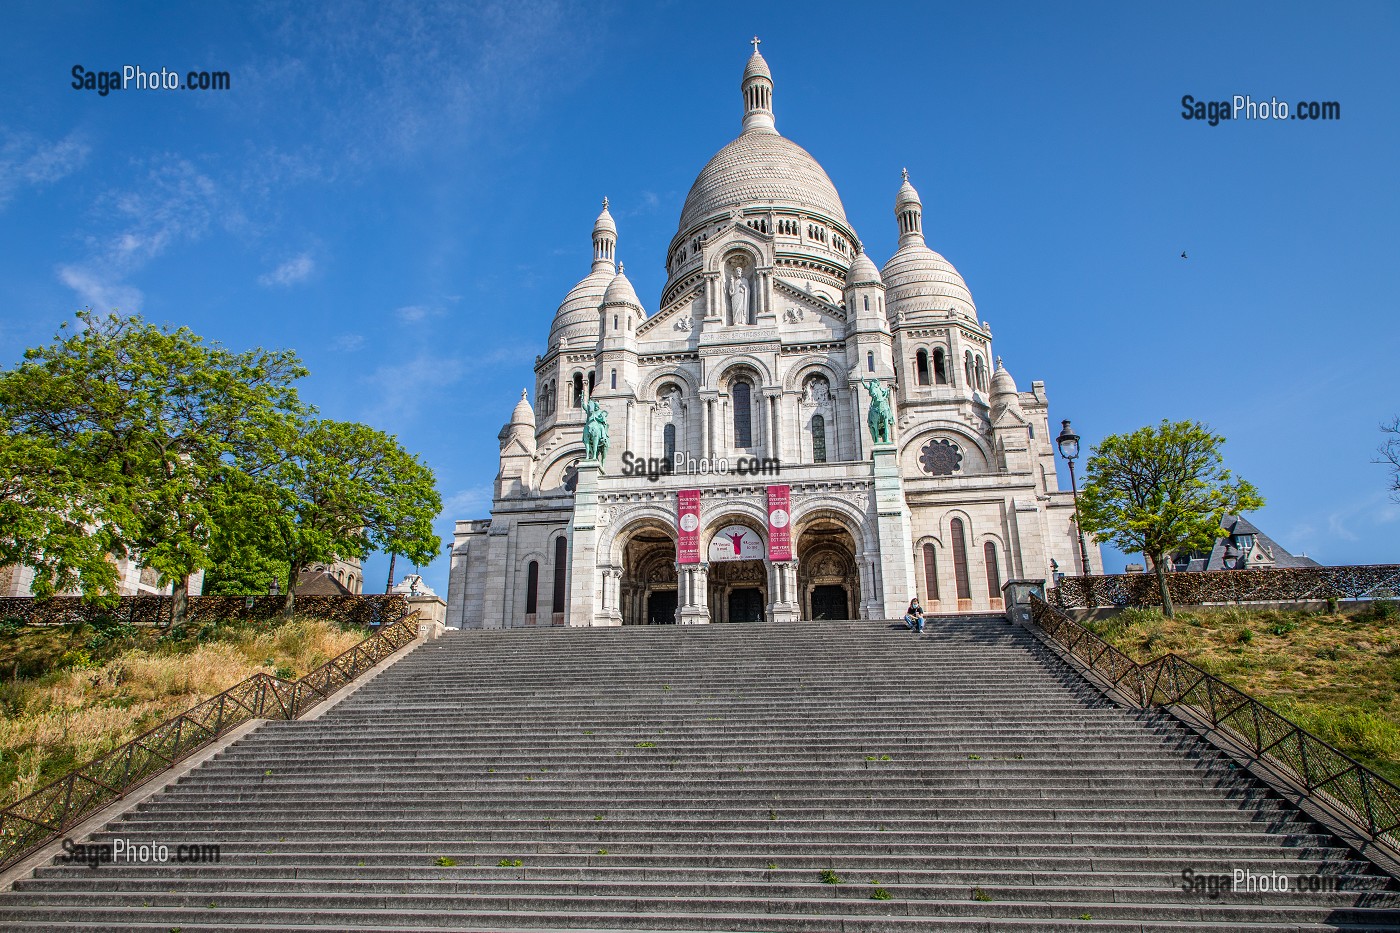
0, 609, 422, 870
1050, 564, 1400, 610
1028, 596, 1400, 858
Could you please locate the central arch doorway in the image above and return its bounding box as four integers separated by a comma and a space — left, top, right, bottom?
620, 522, 678, 625
708, 560, 767, 622
796, 515, 860, 621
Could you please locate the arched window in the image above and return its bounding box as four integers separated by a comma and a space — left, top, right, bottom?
915, 349, 931, 386
525, 561, 539, 615
933, 348, 948, 385
732, 380, 752, 448
610, 368, 617, 390
975, 356, 986, 391
613, 314, 618, 331
552, 537, 567, 613
922, 543, 939, 602
863, 295, 869, 311
663, 423, 676, 460
866, 351, 875, 373
964, 351, 974, 387
811, 413, 827, 463
950, 518, 972, 601
984, 541, 1002, 601
572, 373, 583, 408
588, 371, 596, 396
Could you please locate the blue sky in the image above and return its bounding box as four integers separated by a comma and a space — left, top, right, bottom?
2, 1, 1397, 595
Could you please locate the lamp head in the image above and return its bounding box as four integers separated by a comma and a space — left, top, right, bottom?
1056, 419, 1080, 460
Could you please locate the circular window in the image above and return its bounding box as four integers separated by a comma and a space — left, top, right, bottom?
919, 439, 963, 476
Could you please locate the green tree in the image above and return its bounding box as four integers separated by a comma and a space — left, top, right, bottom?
0, 311, 306, 621
262, 419, 441, 618
0, 432, 120, 600
1076, 420, 1264, 617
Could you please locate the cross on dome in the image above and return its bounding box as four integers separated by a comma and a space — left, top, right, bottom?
602, 196, 608, 210
751, 36, 761, 52
901, 167, 909, 183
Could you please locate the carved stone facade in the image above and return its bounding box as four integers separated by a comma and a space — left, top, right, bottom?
447, 44, 1099, 629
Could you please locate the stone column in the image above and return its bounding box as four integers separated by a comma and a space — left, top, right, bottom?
678, 561, 710, 624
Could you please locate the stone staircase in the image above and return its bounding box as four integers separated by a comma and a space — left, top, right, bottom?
3, 615, 1398, 931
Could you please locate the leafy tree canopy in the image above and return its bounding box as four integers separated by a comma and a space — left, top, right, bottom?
1076, 419, 1264, 616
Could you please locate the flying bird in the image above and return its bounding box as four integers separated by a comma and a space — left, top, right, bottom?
1180, 251, 1188, 259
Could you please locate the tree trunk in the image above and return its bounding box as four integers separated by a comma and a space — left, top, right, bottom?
282, 565, 298, 621
171, 575, 190, 628
1153, 554, 1174, 618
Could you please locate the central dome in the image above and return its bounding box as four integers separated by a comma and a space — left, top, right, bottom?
677, 131, 848, 234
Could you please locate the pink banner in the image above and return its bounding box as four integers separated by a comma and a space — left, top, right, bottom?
766, 485, 792, 561
677, 489, 701, 564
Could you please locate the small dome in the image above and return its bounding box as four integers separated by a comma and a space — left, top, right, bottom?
603, 267, 641, 308
896, 168, 922, 211
743, 50, 772, 82
509, 388, 536, 427
846, 247, 882, 289
593, 197, 616, 237
990, 358, 1018, 398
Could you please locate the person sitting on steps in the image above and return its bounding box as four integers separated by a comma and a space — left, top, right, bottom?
904, 598, 924, 634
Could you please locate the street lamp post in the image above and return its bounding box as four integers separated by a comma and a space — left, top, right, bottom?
1056, 419, 1093, 576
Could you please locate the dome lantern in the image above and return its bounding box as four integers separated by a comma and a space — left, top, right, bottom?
741, 37, 775, 134
896, 168, 924, 246
592, 197, 617, 273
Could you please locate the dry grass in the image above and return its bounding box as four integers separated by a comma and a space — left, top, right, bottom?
0, 618, 367, 807
1082, 602, 1400, 784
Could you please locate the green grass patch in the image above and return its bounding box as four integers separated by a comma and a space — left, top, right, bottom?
1081, 603, 1400, 784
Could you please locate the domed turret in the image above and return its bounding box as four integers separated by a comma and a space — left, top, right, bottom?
741, 37, 775, 134
549, 199, 618, 350
498, 388, 537, 454
592, 197, 617, 271
602, 264, 641, 309
881, 169, 978, 324
989, 358, 1021, 419
846, 245, 882, 288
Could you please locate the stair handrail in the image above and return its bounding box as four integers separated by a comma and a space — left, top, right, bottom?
1028, 595, 1400, 858
0, 608, 423, 870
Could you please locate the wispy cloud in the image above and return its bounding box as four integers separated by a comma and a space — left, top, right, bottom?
258, 252, 316, 287
0, 128, 90, 210
331, 333, 365, 352
56, 265, 144, 313
361, 352, 466, 425
394, 304, 444, 323
442, 484, 494, 517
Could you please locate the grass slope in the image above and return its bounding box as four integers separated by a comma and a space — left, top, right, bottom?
1081, 602, 1400, 785
0, 616, 369, 808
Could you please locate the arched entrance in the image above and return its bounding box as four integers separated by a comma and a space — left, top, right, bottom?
796, 516, 860, 621
620, 522, 678, 625
705, 519, 768, 623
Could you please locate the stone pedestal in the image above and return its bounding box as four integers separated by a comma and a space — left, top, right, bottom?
677, 562, 710, 624
568, 461, 617, 626
871, 443, 917, 619
768, 561, 799, 623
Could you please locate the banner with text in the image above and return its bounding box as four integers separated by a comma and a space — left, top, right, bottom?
677, 489, 701, 564
767, 484, 792, 561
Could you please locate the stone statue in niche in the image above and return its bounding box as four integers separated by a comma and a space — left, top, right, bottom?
801, 376, 831, 407
726, 258, 753, 325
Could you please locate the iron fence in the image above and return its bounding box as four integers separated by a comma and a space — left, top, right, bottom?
1028, 596, 1400, 857
0, 609, 422, 870
1049, 565, 1400, 610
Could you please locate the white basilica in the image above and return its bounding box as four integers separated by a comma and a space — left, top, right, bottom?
446, 43, 1100, 629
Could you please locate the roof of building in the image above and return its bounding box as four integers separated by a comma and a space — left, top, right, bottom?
293, 568, 354, 596
1172, 515, 1321, 571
